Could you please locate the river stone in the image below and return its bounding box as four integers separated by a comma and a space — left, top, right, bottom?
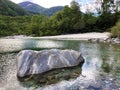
17, 49, 84, 78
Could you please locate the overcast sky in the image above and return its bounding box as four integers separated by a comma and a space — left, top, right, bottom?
10, 0, 73, 8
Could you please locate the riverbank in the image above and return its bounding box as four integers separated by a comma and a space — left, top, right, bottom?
1, 32, 110, 40
1, 32, 120, 44
37, 32, 110, 40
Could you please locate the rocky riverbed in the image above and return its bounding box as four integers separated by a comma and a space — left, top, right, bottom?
88, 37, 120, 44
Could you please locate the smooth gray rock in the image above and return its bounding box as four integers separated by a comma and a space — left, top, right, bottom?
17, 49, 84, 77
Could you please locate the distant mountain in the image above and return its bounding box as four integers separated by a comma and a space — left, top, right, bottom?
18, 1, 64, 16
18, 1, 46, 14
43, 6, 64, 16
0, 0, 29, 16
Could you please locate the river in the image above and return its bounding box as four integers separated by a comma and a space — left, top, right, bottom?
0, 38, 120, 90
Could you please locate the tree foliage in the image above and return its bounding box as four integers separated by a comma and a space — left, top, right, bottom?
0, 0, 29, 16
111, 21, 120, 38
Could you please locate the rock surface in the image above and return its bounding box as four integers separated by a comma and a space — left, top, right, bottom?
88, 38, 120, 44
17, 49, 84, 78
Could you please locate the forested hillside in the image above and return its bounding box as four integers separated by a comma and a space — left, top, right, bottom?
0, 16, 31, 36
43, 6, 63, 16
18, 1, 46, 14
0, 0, 29, 16
0, 0, 120, 37
18, 1, 63, 16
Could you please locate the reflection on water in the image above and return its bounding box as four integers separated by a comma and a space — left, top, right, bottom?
80, 43, 102, 80
0, 38, 120, 90
18, 63, 83, 89
0, 39, 64, 53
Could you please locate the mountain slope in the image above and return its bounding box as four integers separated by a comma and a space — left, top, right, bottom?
18, 1, 46, 14
18, 1, 64, 16
43, 6, 64, 16
0, 0, 29, 16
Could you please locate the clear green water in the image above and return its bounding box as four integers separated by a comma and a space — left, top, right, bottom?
0, 38, 120, 90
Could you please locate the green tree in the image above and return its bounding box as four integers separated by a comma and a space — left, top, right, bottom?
111, 21, 120, 38
29, 15, 44, 36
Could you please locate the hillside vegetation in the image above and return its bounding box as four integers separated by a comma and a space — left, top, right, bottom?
111, 21, 120, 38
0, 0, 29, 16
18, 1, 46, 14
18, 1, 63, 16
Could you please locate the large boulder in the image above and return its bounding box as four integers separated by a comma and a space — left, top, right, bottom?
17, 49, 84, 78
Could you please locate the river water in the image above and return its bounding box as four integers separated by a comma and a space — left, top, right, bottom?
0, 38, 120, 90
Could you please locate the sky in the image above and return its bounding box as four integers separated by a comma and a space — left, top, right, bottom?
10, 0, 73, 8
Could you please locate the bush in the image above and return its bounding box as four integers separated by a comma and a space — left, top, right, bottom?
110, 21, 120, 38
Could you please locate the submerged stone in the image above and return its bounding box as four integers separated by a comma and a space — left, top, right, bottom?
17, 49, 84, 78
